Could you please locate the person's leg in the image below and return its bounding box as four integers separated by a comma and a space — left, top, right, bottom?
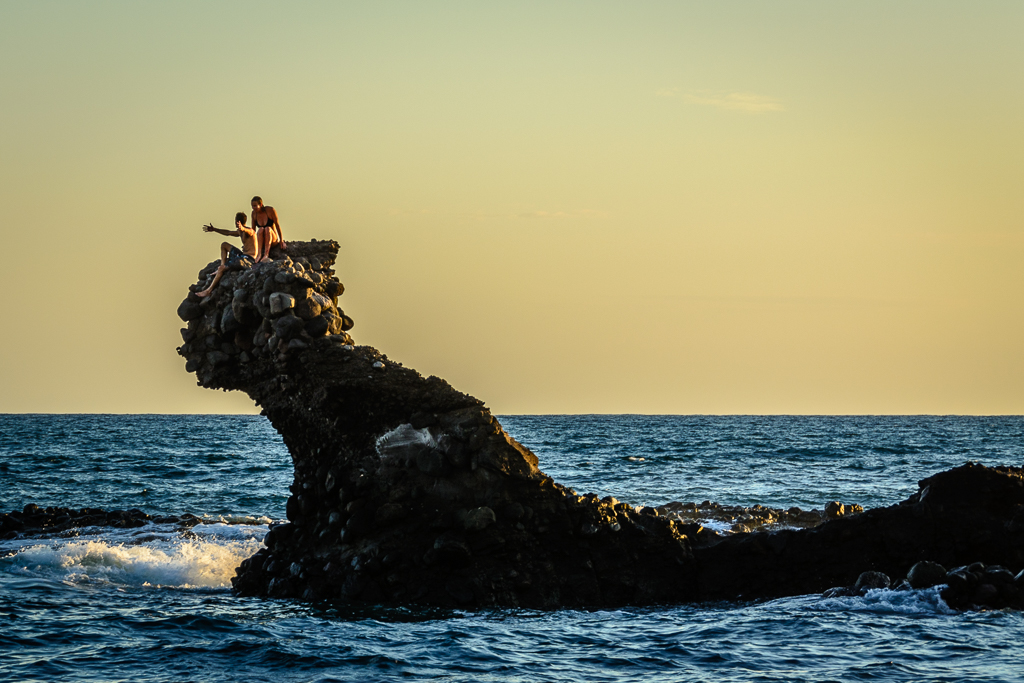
219, 242, 231, 265
197, 265, 227, 297
257, 228, 277, 263
255, 229, 266, 262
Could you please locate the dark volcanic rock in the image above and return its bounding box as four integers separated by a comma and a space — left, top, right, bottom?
853, 571, 891, 594
940, 563, 1024, 610
655, 500, 864, 535
178, 239, 1024, 610
697, 463, 1024, 603
179, 241, 694, 608
0, 505, 200, 539
907, 560, 947, 589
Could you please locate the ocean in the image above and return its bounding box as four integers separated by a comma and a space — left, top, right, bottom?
1, 414, 1022, 682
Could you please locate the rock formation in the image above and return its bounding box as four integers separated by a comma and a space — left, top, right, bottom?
0, 504, 197, 538
177, 240, 355, 389
655, 499, 865, 534
822, 560, 1024, 611
177, 240, 1024, 609
693, 462, 1024, 602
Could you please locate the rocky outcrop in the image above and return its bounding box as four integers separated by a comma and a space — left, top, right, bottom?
177, 240, 1024, 609
178, 240, 696, 608
177, 240, 354, 390
822, 560, 1024, 610
656, 499, 865, 534
0, 504, 202, 538
692, 463, 1024, 602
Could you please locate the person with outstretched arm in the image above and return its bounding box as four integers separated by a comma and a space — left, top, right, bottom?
196, 212, 257, 297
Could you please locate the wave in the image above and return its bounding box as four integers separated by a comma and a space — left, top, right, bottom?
811, 585, 955, 615
1, 528, 265, 590
196, 514, 276, 527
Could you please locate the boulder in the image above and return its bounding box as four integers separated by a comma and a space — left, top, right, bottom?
294, 296, 322, 320
206, 351, 229, 366
824, 501, 845, 519
463, 507, 496, 531
220, 305, 239, 334
983, 566, 1016, 585
273, 314, 305, 341
177, 299, 202, 321
907, 561, 947, 589
269, 292, 295, 315
304, 316, 330, 337
325, 280, 344, 298
323, 311, 344, 335
854, 571, 891, 594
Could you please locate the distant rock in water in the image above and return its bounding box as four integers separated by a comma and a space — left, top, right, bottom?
177, 240, 1024, 609
655, 499, 864, 534
0, 504, 201, 538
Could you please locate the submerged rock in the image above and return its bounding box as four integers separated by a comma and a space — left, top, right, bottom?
177, 239, 1024, 609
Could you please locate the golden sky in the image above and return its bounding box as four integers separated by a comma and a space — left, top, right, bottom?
1, 1, 1022, 414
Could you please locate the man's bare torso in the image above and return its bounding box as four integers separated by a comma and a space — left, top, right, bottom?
239, 225, 258, 257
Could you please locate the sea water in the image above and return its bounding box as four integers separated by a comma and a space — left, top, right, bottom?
1, 415, 1022, 683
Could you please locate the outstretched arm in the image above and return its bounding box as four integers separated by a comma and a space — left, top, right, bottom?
203, 223, 240, 236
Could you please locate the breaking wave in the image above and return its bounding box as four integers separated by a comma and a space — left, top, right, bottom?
1, 525, 265, 589
811, 585, 955, 615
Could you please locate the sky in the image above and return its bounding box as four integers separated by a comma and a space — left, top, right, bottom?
1, 1, 1022, 414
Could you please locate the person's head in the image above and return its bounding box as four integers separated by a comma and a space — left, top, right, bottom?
251, 196, 264, 210
235, 212, 247, 227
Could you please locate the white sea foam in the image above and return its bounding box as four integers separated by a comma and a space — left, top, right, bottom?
199, 514, 275, 526
695, 519, 734, 533
3, 535, 263, 589
189, 522, 269, 542
812, 585, 954, 615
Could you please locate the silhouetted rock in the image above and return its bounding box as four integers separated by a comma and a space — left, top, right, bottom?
0, 505, 202, 539
907, 561, 947, 589
853, 571, 891, 594
655, 499, 864, 535
700, 463, 1024, 604
177, 239, 1024, 610
940, 563, 1024, 610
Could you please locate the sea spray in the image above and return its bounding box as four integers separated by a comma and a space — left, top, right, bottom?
813, 585, 956, 616
2, 530, 265, 589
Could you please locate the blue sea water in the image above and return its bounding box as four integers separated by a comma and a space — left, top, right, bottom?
1, 414, 1023, 683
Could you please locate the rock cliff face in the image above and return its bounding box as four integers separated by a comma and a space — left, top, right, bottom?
177, 240, 355, 391
177, 240, 696, 607
177, 240, 1024, 608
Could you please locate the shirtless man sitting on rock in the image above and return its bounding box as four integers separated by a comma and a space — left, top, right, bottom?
196, 212, 257, 298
